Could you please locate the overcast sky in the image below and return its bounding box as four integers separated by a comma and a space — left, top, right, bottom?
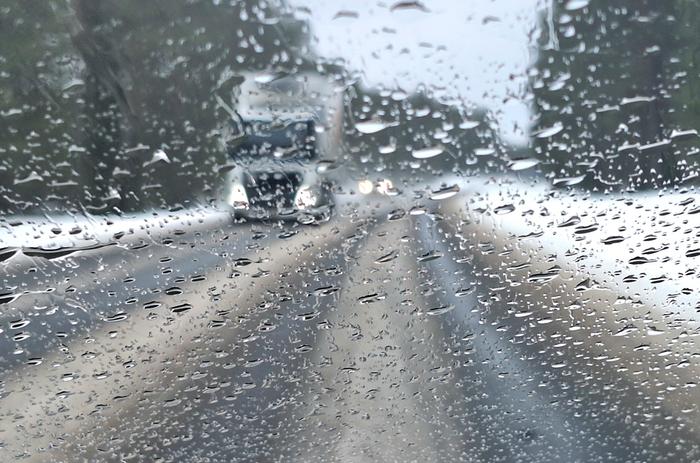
289, 0, 550, 147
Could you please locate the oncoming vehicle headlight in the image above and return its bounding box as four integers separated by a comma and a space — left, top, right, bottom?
227, 184, 249, 210
358, 179, 373, 195
376, 179, 394, 195
295, 186, 319, 210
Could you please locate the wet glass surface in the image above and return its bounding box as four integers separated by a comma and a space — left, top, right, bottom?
1, 0, 699, 461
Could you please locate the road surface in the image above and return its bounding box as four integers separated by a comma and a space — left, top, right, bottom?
0, 177, 698, 462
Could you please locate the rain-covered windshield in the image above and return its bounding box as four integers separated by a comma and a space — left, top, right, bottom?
1, 1, 700, 462
230, 119, 317, 161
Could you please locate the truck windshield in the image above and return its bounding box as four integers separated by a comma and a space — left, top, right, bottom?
230, 119, 317, 161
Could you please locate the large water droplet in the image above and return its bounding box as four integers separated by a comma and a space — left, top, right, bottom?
355, 119, 396, 134
412, 146, 444, 159
429, 184, 460, 200
508, 158, 540, 171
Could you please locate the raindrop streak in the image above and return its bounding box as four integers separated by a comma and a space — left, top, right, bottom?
475, 147, 495, 157
647, 326, 665, 336
427, 305, 455, 316
390, 1, 429, 12
375, 250, 399, 264
9, 319, 30, 329
455, 287, 475, 297
565, 0, 591, 11
387, 209, 406, 221
358, 293, 386, 304
355, 120, 396, 134
171, 303, 193, 314
333, 10, 358, 20
459, 120, 480, 129
412, 146, 444, 159
613, 325, 638, 337
233, 258, 253, 266
0, 292, 21, 306
508, 158, 540, 171
418, 251, 443, 262
494, 204, 515, 215
21, 242, 115, 260
574, 223, 599, 234
0, 247, 18, 262
165, 287, 183, 296
143, 301, 161, 310
429, 184, 460, 200
254, 72, 285, 84
557, 216, 580, 227
314, 285, 339, 297
686, 248, 700, 258
104, 312, 128, 323
553, 174, 587, 187
527, 266, 561, 283
602, 235, 626, 245
536, 123, 563, 138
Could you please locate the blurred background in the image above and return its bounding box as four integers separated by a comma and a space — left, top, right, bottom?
2, 0, 697, 215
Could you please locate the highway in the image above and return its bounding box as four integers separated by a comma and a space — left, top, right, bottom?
1, 177, 698, 462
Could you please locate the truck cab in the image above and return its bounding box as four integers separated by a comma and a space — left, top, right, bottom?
219, 72, 343, 223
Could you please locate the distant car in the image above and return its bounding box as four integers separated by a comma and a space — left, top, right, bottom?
219, 72, 343, 223
356, 177, 400, 196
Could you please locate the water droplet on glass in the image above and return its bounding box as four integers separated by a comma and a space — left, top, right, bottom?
565, 0, 590, 11
390, 1, 429, 13
601, 235, 625, 245
355, 119, 396, 134
427, 305, 454, 316
418, 251, 443, 262
429, 184, 459, 200
535, 123, 563, 138
494, 204, 515, 215
358, 293, 387, 304
508, 158, 540, 171
552, 174, 587, 187
412, 146, 444, 159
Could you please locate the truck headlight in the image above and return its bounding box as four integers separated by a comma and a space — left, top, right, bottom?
358, 179, 373, 195
295, 186, 319, 210
227, 183, 249, 210
376, 179, 394, 195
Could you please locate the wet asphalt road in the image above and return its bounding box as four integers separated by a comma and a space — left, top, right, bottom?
0, 179, 699, 462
